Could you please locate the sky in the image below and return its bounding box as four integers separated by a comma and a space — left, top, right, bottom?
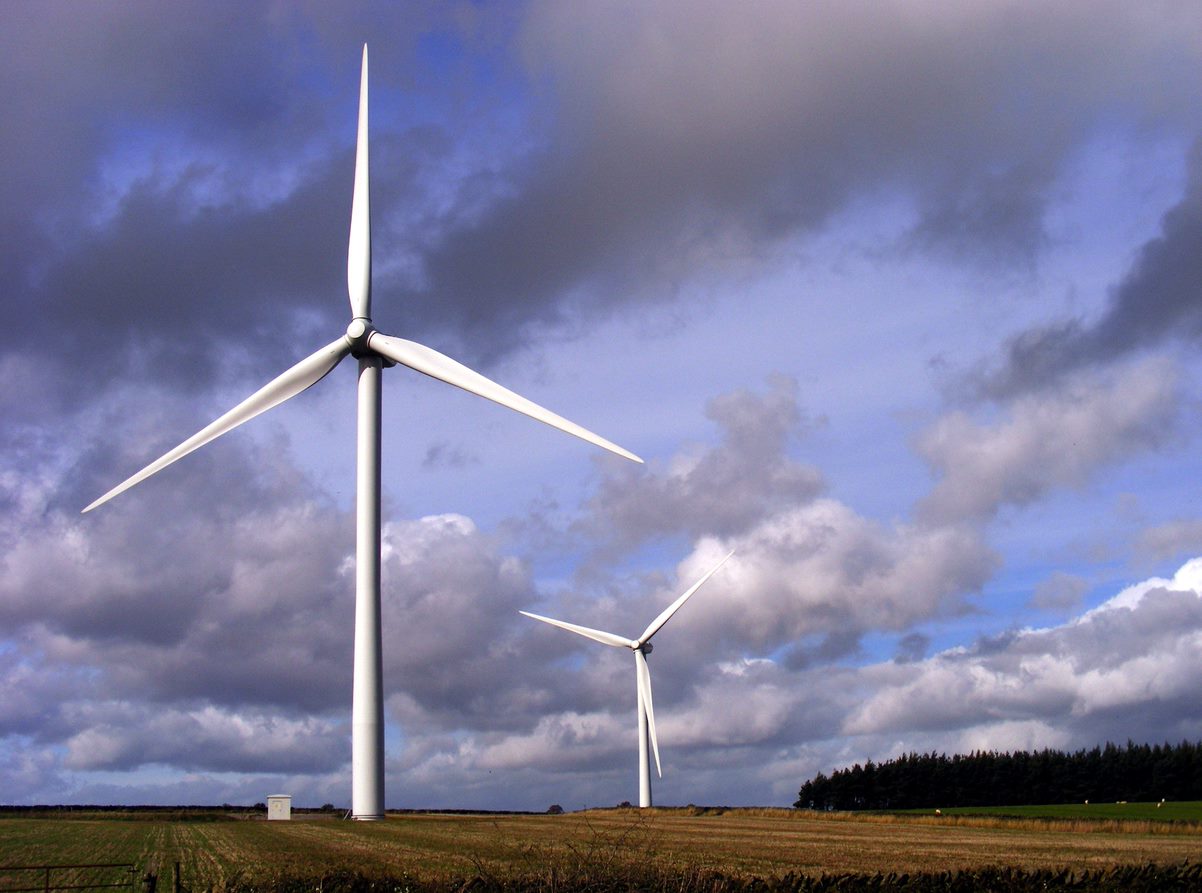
3, 1, 1202, 811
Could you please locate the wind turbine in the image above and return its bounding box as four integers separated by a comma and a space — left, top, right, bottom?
520, 551, 732, 808
82, 45, 641, 820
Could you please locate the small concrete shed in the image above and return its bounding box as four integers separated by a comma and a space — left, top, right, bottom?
266, 795, 292, 820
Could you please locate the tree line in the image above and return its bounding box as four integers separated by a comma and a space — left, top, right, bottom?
794, 740, 1202, 810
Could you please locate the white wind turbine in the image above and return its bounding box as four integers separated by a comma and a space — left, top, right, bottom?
520, 551, 732, 807
82, 46, 641, 821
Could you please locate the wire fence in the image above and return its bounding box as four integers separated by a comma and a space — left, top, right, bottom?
0, 863, 139, 893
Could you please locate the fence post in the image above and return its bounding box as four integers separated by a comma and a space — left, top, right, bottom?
44, 866, 50, 893
142, 871, 157, 893
173, 862, 180, 893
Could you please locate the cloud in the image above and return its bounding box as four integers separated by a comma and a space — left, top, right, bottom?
11, 1, 1196, 409
581, 376, 823, 553
61, 704, 345, 774
916, 360, 1180, 524
977, 143, 1202, 397
894, 633, 930, 664
470, 562, 1202, 805
662, 660, 836, 750
0, 3, 446, 414
511, 557, 1202, 805
12, 382, 1202, 808
570, 379, 996, 663
422, 441, 480, 470
504, 547, 1202, 803
0, 402, 541, 779
487, 0, 1202, 318
379, 513, 539, 727
473, 711, 628, 773
5, 4, 1202, 810
0, 747, 65, 806
1, 431, 356, 722
844, 558, 1202, 748
703, 504, 994, 661
1136, 518, 1202, 562
1028, 572, 1089, 612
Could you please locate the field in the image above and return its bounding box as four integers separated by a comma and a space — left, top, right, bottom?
2, 805, 1201, 890
892, 800, 1202, 822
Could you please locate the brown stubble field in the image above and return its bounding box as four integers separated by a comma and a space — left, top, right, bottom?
1, 808, 1200, 887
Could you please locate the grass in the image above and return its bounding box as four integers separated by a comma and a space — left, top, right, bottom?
1, 806, 1200, 889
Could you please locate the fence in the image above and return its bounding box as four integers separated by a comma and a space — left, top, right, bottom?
0, 863, 139, 893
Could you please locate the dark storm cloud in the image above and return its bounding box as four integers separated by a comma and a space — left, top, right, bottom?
0, 652, 99, 741
1, 1, 321, 294
977, 144, 1202, 397
10, 1, 1199, 418
1, 1, 442, 413
422, 0, 1201, 340
38, 160, 347, 391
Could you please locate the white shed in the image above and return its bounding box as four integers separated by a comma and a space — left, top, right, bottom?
266, 795, 292, 821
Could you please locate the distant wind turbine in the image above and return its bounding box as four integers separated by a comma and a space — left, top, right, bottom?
521, 551, 733, 807
82, 45, 641, 821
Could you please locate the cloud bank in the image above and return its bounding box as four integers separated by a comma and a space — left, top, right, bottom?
4, 2, 1202, 810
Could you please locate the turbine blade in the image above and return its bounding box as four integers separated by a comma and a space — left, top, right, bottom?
347, 44, 371, 320
367, 332, 642, 464
519, 611, 634, 649
638, 550, 735, 644
83, 338, 351, 513
636, 649, 661, 777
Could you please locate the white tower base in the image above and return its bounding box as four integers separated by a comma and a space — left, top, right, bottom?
352, 357, 385, 820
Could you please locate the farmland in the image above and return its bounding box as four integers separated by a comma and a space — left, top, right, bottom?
893, 800, 1202, 822
1, 806, 1200, 890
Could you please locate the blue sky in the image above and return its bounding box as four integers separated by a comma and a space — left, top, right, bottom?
3, 1, 1202, 810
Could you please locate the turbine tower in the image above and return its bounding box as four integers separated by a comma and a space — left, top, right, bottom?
520, 551, 732, 807
82, 45, 641, 821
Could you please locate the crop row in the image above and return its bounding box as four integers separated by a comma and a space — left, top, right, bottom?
219, 862, 1202, 893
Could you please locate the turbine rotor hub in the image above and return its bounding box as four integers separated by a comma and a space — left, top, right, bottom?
346, 318, 375, 355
